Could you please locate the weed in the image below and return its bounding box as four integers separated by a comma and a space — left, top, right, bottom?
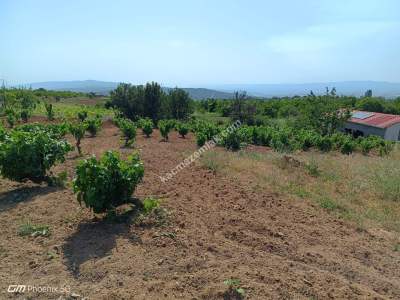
18, 222, 50, 237
49, 170, 69, 188
200, 151, 226, 174
223, 279, 245, 299
305, 159, 320, 177
46, 251, 57, 260
371, 163, 400, 201
142, 197, 160, 215
317, 196, 343, 212
136, 198, 169, 227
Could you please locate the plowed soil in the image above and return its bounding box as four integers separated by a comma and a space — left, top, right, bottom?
0, 121, 399, 299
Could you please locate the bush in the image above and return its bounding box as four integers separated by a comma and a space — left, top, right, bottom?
141, 118, 153, 137
18, 222, 50, 237
222, 130, 242, 151
119, 118, 137, 146
0, 124, 6, 142
176, 122, 189, 138
85, 117, 102, 137
297, 130, 319, 151
379, 141, 394, 156
20, 110, 31, 123
194, 121, 220, 139
15, 123, 68, 139
315, 135, 333, 152
44, 103, 55, 121
359, 137, 375, 155
0, 130, 73, 183
340, 137, 356, 155
158, 120, 174, 141
270, 129, 292, 152
5, 109, 17, 128
73, 151, 144, 214
77, 109, 88, 122
68, 123, 87, 155
252, 126, 273, 146
196, 132, 207, 147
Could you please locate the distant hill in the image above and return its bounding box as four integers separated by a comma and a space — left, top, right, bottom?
27, 80, 234, 100
25, 80, 400, 99
209, 81, 400, 98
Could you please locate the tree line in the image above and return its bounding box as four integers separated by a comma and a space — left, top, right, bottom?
106, 82, 194, 122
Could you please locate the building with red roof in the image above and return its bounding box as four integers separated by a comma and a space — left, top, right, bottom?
344, 111, 400, 141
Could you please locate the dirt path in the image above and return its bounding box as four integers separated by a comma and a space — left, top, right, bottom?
0, 122, 399, 299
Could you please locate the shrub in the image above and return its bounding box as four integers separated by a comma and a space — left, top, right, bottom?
176, 122, 189, 138
136, 118, 146, 129
141, 118, 153, 137
196, 121, 220, 139
20, 110, 31, 123
222, 130, 242, 151
113, 115, 124, 128
15, 123, 68, 139
158, 120, 174, 141
340, 137, 356, 155
196, 131, 207, 147
379, 141, 394, 156
73, 151, 144, 214
270, 129, 292, 152
18, 222, 50, 237
142, 197, 160, 214
0, 124, 6, 142
305, 159, 320, 177
315, 135, 333, 152
359, 137, 375, 155
68, 123, 86, 155
223, 279, 245, 299
119, 118, 137, 146
297, 130, 319, 151
330, 133, 348, 150
5, 109, 17, 128
77, 109, 88, 122
0, 130, 73, 183
44, 103, 55, 121
85, 117, 102, 137
252, 126, 273, 146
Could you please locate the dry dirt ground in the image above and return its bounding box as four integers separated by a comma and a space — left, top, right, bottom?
0, 121, 399, 299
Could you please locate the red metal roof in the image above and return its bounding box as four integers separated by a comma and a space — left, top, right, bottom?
348, 111, 400, 129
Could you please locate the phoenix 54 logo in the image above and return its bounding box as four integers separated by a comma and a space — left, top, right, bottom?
7, 284, 71, 294
7, 285, 26, 293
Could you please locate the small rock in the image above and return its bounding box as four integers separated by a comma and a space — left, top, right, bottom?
70, 292, 81, 299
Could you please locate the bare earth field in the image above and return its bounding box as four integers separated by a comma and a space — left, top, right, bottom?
0, 121, 399, 299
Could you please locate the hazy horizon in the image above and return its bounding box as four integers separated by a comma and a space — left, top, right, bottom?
1, 0, 399, 86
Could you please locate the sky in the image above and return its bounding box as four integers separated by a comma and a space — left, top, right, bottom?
0, 0, 399, 86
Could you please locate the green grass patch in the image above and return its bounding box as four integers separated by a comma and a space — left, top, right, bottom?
18, 222, 50, 237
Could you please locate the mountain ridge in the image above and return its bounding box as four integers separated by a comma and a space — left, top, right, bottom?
23, 80, 400, 99
25, 80, 234, 100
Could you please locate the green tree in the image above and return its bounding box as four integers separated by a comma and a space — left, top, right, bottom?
168, 88, 193, 120
356, 98, 385, 113
144, 82, 163, 123
230, 91, 256, 124
45, 103, 55, 120
297, 95, 350, 136
364, 89, 373, 97
109, 83, 145, 120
